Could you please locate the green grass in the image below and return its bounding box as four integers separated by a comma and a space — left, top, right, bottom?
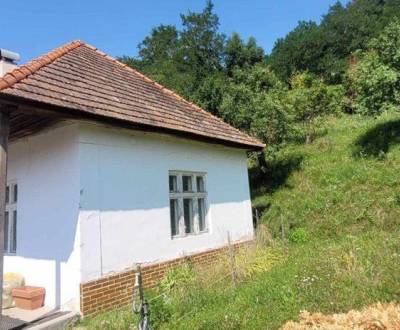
256, 113, 400, 239
78, 113, 400, 329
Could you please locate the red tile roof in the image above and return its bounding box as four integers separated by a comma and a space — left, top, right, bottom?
0, 41, 264, 149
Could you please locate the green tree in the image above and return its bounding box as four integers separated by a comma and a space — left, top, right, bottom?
137, 25, 179, 66
225, 33, 264, 75
220, 64, 290, 149
121, 1, 225, 103
268, 21, 324, 82
178, 1, 225, 90
348, 20, 400, 115
268, 0, 400, 83
285, 72, 344, 142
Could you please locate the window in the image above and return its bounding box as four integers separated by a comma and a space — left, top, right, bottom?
169, 172, 208, 237
5, 183, 17, 254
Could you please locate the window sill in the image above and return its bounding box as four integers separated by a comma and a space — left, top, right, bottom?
172, 230, 209, 240
4, 252, 17, 256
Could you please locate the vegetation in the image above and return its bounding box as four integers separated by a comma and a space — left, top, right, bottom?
78, 1, 400, 329
347, 19, 400, 115
121, 0, 400, 161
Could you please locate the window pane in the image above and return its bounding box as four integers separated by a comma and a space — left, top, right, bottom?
182, 176, 192, 192
4, 211, 8, 252
183, 198, 194, 233
5, 186, 9, 205
10, 211, 16, 253
13, 184, 17, 203
196, 176, 205, 192
198, 198, 206, 231
170, 199, 178, 236
169, 176, 177, 192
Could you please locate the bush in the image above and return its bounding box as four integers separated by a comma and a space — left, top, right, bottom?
159, 263, 196, 293
289, 227, 310, 243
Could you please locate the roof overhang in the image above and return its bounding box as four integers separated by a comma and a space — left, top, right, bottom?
0, 93, 265, 151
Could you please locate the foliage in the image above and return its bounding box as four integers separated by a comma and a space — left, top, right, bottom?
219, 64, 292, 157
268, 0, 400, 83
179, 0, 225, 85
119, 1, 400, 158
348, 20, 400, 115
224, 32, 264, 75
159, 263, 196, 293
288, 228, 310, 244
120, 1, 225, 102
284, 72, 345, 142
268, 21, 326, 82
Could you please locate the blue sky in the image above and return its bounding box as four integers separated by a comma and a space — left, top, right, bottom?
1, 0, 346, 64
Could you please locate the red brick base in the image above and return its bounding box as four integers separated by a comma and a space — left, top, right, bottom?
80, 241, 250, 316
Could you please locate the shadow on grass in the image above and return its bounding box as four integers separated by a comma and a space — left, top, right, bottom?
353, 119, 400, 159
250, 154, 304, 198
250, 154, 304, 223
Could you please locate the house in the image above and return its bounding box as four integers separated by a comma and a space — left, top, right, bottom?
0, 41, 264, 316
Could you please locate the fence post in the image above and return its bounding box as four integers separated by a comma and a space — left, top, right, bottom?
132, 264, 151, 330
227, 231, 237, 288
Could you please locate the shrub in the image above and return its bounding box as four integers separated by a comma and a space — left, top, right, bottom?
289, 227, 310, 243
159, 263, 196, 293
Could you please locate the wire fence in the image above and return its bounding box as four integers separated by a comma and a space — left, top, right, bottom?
132, 231, 251, 329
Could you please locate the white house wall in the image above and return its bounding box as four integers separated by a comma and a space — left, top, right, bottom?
78, 123, 254, 283
4, 123, 81, 310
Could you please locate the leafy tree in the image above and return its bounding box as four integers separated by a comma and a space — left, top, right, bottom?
121, 1, 225, 101
191, 72, 227, 115
178, 1, 225, 89
220, 64, 290, 149
348, 20, 400, 115
284, 72, 344, 142
137, 25, 179, 66
269, 0, 400, 83
268, 21, 325, 82
225, 33, 264, 75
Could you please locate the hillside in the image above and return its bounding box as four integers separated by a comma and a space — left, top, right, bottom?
253, 113, 400, 239
80, 114, 400, 329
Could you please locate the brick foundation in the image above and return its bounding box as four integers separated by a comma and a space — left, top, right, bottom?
80, 241, 250, 316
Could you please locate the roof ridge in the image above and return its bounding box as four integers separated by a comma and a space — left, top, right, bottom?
82, 43, 264, 147
0, 40, 83, 90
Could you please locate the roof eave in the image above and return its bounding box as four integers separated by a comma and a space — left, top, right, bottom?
0, 93, 265, 151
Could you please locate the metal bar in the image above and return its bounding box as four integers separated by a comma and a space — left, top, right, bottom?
0, 109, 10, 316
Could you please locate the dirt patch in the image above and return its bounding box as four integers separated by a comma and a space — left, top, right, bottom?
282, 302, 400, 330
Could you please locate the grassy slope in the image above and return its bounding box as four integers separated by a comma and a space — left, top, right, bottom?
80, 114, 400, 330
254, 113, 400, 239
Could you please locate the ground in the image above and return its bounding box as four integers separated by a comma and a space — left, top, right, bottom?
76, 113, 400, 329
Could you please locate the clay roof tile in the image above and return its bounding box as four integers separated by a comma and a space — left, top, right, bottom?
0, 40, 264, 149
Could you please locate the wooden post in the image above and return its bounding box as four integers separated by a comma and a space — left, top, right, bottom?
227, 231, 237, 288
0, 109, 10, 316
